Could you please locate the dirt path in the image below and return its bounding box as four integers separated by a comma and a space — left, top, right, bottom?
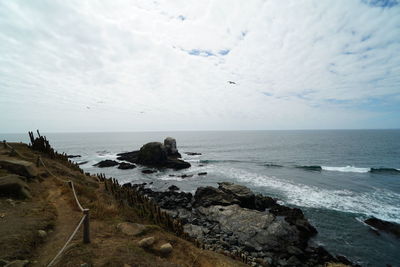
32, 178, 82, 267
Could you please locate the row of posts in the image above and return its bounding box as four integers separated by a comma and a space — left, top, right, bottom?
96, 173, 251, 264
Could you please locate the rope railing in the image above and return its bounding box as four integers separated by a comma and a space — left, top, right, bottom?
2, 140, 91, 267
46, 215, 87, 267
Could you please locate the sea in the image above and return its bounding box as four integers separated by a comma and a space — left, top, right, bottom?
2, 130, 399, 266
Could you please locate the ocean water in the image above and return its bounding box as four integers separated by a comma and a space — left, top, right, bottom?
2, 130, 400, 266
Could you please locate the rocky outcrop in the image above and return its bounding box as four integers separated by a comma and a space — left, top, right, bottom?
132, 182, 354, 267
0, 175, 31, 199
0, 159, 38, 179
164, 137, 181, 158
365, 217, 400, 238
117, 162, 136, 170
93, 160, 119, 168
117, 138, 190, 170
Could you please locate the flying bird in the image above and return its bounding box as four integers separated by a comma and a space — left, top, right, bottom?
86, 106, 91, 109
227, 81, 236, 85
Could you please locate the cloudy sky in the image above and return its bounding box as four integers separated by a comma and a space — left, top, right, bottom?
0, 0, 399, 133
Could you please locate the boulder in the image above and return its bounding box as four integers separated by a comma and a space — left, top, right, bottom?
365, 217, 400, 238
117, 222, 146, 236
164, 137, 181, 158
158, 243, 173, 256
118, 162, 136, 170
194, 186, 240, 207
0, 159, 37, 178
168, 185, 180, 191
93, 160, 119, 168
138, 236, 155, 248
137, 142, 168, 165
218, 182, 255, 208
0, 175, 31, 199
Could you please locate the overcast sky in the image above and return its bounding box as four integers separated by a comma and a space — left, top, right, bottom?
1, 0, 399, 133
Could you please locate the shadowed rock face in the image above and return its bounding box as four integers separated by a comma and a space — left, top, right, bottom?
0, 175, 31, 199
93, 160, 119, 168
365, 217, 400, 238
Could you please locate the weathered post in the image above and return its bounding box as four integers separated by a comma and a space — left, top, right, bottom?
83, 209, 90, 243
36, 156, 41, 167
3, 140, 6, 148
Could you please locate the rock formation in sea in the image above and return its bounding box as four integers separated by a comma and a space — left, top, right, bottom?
117, 138, 190, 170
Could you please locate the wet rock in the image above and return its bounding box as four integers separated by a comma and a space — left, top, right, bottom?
117, 222, 146, 236
142, 169, 156, 174
138, 236, 155, 248
185, 152, 202, 156
198, 172, 207, 176
365, 217, 400, 238
158, 243, 173, 256
0, 175, 31, 199
78, 161, 89, 165
117, 162, 136, 170
168, 185, 179, 191
180, 174, 193, 178
67, 154, 81, 158
93, 160, 119, 168
0, 159, 38, 178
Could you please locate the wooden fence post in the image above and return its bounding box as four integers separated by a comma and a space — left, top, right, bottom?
3, 140, 6, 148
83, 209, 90, 244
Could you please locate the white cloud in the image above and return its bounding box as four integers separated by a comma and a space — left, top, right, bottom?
0, 0, 399, 132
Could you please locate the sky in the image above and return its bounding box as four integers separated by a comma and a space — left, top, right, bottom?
0, 0, 399, 133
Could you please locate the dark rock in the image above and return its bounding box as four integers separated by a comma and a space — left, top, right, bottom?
118, 141, 190, 170
122, 182, 132, 188
67, 154, 81, 158
168, 185, 180, 191
118, 162, 136, 170
194, 186, 240, 207
336, 255, 353, 265
142, 169, 156, 174
0, 175, 31, 199
365, 217, 400, 238
198, 172, 207, 176
164, 137, 181, 158
185, 152, 202, 156
254, 194, 277, 211
218, 182, 255, 209
180, 174, 193, 178
117, 151, 139, 163
93, 160, 119, 168
78, 161, 89, 165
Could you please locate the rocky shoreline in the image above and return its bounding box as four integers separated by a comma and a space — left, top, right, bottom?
124, 182, 357, 267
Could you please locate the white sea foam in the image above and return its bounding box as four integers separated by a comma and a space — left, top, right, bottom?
321, 165, 370, 173
218, 167, 400, 224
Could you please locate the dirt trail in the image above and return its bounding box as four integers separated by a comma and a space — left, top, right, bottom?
33, 178, 82, 267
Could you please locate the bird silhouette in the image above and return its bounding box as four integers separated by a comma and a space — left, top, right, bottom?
227, 81, 236, 85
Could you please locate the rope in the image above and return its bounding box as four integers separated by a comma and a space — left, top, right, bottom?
2, 141, 91, 266
46, 215, 87, 267
70, 182, 84, 212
